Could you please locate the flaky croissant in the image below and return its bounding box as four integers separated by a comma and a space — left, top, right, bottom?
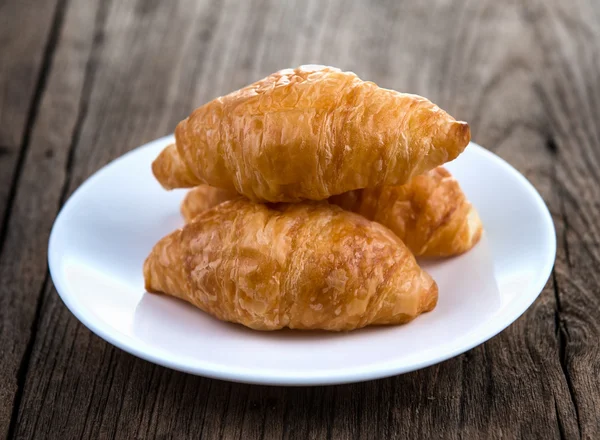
330, 167, 483, 257
144, 199, 438, 331
180, 167, 482, 257
152, 65, 470, 202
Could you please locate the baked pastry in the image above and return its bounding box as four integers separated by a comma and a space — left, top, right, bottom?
330, 167, 483, 257
180, 167, 482, 257
152, 65, 470, 202
144, 199, 438, 331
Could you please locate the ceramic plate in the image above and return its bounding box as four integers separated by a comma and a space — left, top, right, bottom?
48, 135, 556, 386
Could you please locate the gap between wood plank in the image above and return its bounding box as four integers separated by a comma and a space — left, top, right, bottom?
4, 0, 68, 438
6, 0, 110, 437
6, 271, 51, 440
0, 0, 66, 260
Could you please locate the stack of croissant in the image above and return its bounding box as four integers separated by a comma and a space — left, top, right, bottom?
144, 65, 482, 331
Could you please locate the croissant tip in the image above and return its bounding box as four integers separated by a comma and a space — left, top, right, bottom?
143, 257, 155, 293
151, 158, 174, 191
421, 281, 439, 313
467, 207, 484, 247
456, 121, 471, 147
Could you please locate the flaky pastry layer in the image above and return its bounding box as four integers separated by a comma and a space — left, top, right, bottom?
144, 199, 438, 331
153, 65, 470, 202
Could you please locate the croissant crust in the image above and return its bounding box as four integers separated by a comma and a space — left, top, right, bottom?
144, 199, 438, 331
153, 65, 470, 202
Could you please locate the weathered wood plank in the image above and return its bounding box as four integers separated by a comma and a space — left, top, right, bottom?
0, 0, 61, 255
530, 0, 600, 437
0, 2, 97, 436
0, 0, 62, 436
0, 0, 60, 147
5, 0, 599, 438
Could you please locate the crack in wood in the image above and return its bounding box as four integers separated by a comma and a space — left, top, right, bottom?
554, 397, 568, 440
553, 269, 582, 440
559, 192, 573, 270
552, 157, 583, 440
546, 137, 558, 154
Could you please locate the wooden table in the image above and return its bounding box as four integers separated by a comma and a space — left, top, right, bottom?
1, 0, 598, 438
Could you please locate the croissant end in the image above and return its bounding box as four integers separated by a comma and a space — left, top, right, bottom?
152, 143, 201, 190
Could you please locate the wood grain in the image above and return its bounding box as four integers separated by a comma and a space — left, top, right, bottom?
0, 0, 60, 147
531, 0, 600, 437
0, 0, 62, 436
0, 0, 598, 438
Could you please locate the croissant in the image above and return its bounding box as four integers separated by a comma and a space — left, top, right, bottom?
330, 167, 483, 257
180, 167, 482, 257
144, 199, 438, 331
152, 65, 470, 202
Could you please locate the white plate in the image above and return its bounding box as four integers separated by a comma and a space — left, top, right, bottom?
48, 135, 556, 386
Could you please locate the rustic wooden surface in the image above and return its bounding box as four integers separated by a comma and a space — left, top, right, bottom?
1, 0, 599, 438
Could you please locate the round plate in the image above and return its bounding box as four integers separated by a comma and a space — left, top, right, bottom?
48, 135, 556, 386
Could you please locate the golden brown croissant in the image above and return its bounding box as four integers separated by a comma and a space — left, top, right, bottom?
330, 167, 483, 257
152, 65, 470, 202
144, 199, 438, 331
180, 167, 482, 257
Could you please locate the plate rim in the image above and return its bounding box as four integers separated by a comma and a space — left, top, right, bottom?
48, 135, 557, 386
